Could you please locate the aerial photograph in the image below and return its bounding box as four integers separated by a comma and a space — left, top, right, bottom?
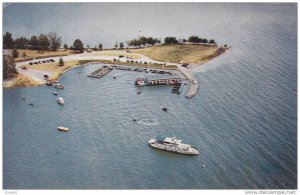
2, 2, 297, 191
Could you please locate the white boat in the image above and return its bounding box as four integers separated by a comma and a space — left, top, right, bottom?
57, 97, 64, 105
57, 126, 69, 132
53, 83, 64, 89
148, 136, 199, 155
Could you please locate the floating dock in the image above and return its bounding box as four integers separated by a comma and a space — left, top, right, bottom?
88, 65, 113, 78
88, 65, 173, 79
135, 77, 182, 87
172, 82, 184, 94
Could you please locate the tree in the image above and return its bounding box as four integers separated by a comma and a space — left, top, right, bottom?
63, 44, 68, 50
127, 39, 141, 48
59, 57, 64, 66
114, 42, 118, 49
98, 43, 103, 50
3, 32, 14, 49
202, 39, 208, 44
14, 37, 29, 49
38, 34, 50, 51
182, 39, 187, 43
72, 39, 84, 53
209, 39, 216, 44
188, 36, 200, 44
3, 55, 17, 79
164, 37, 178, 44
12, 48, 19, 58
138, 36, 147, 46
48, 32, 61, 51
22, 52, 27, 58
30, 35, 39, 50
119, 42, 124, 49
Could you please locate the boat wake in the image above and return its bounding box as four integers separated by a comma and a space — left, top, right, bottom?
136, 118, 158, 126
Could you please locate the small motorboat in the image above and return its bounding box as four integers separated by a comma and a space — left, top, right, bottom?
57, 97, 64, 105
133, 118, 139, 122
46, 82, 52, 86
57, 126, 69, 132
53, 83, 64, 89
22, 96, 26, 100
137, 91, 141, 94
162, 107, 168, 112
52, 92, 58, 95
28, 103, 34, 106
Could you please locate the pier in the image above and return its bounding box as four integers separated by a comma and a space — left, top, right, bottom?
172, 82, 185, 94
135, 77, 182, 87
88, 65, 174, 80
176, 66, 199, 98
88, 65, 113, 78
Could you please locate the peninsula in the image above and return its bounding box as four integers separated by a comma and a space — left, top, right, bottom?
3, 34, 229, 98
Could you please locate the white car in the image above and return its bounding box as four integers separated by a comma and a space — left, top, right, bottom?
192, 80, 197, 84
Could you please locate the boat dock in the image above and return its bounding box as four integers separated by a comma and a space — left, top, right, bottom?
135, 77, 182, 87
88, 65, 113, 78
172, 82, 185, 94
88, 65, 174, 79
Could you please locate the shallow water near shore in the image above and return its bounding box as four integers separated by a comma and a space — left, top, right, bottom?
3, 4, 297, 189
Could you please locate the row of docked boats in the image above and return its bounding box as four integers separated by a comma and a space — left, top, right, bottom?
46, 81, 64, 89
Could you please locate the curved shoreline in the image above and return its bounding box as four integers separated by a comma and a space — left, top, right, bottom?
4, 47, 229, 98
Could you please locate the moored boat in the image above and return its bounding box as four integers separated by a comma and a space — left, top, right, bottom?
57, 126, 69, 132
52, 92, 58, 95
46, 82, 52, 86
53, 83, 64, 89
148, 136, 199, 155
57, 97, 64, 105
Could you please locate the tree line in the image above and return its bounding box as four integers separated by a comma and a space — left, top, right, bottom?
3, 32, 62, 51
3, 32, 104, 55
126, 35, 216, 48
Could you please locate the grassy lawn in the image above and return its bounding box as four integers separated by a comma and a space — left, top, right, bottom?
8, 49, 73, 62
82, 50, 142, 59
133, 44, 223, 64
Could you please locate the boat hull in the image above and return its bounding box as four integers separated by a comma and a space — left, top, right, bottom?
149, 143, 199, 155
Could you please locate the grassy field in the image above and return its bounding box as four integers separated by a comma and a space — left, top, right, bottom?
133, 44, 223, 64
8, 49, 73, 62
82, 50, 142, 59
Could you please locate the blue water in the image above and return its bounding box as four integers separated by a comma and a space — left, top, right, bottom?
3, 3, 297, 189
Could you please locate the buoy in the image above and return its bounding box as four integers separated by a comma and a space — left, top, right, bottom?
162, 107, 168, 112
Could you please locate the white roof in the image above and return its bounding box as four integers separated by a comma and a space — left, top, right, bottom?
164, 137, 182, 144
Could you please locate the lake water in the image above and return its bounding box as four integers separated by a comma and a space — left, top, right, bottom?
3, 3, 297, 189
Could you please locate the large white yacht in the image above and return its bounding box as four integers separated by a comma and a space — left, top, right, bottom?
148, 136, 199, 155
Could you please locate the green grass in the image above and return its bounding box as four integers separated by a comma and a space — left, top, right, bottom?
133, 44, 222, 64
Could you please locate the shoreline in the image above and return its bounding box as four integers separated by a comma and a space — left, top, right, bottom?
3, 46, 229, 98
